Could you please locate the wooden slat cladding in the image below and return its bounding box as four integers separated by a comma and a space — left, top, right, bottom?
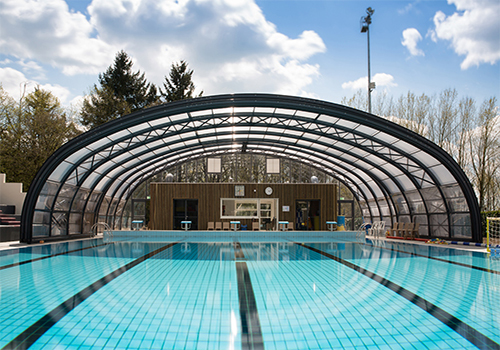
150, 183, 338, 230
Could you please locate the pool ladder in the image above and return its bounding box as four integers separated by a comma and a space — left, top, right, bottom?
90, 222, 112, 239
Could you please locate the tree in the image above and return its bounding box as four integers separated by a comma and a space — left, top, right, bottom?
0, 86, 81, 190
162, 61, 202, 103
80, 50, 158, 128
469, 97, 499, 211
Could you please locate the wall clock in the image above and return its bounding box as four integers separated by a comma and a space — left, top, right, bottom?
265, 186, 273, 195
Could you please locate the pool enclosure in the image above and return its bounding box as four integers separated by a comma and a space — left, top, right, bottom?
20, 94, 481, 243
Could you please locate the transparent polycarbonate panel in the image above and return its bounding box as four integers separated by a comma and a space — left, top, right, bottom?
392, 140, 420, 155
393, 175, 416, 191
366, 181, 383, 198
429, 214, 449, 236
407, 199, 425, 214
354, 124, 378, 137
373, 131, 398, 144
363, 153, 389, 166
33, 222, 49, 237
99, 197, 110, 215
53, 184, 77, 211
378, 200, 391, 216
427, 199, 446, 213
33, 210, 50, 225
82, 213, 94, 233
392, 194, 409, 215
398, 215, 411, 223
51, 212, 68, 236
48, 161, 73, 182
70, 188, 90, 212
293, 110, 317, 119
68, 213, 82, 234
168, 113, 189, 122
35, 181, 59, 210
334, 119, 360, 130
254, 107, 275, 114
65, 147, 92, 165
450, 214, 472, 238
428, 164, 455, 185
415, 152, 441, 167
317, 114, 338, 124
381, 178, 399, 193
367, 202, 380, 217
441, 184, 469, 213
86, 191, 102, 212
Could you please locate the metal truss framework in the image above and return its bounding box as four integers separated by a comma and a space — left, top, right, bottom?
21, 94, 481, 243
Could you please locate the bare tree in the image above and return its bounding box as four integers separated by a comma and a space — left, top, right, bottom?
469, 97, 499, 211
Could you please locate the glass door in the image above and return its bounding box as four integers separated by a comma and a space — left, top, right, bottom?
173, 199, 198, 230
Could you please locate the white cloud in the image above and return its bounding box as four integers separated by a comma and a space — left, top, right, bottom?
402, 28, 424, 56
342, 73, 397, 91
86, 0, 326, 96
0, 0, 116, 75
430, 0, 500, 69
0, 0, 326, 99
0, 67, 71, 103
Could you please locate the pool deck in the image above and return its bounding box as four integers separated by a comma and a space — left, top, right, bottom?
0, 235, 489, 253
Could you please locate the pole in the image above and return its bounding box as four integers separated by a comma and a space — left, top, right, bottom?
367, 23, 371, 114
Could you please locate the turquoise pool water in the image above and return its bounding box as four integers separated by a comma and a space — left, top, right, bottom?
0, 233, 499, 350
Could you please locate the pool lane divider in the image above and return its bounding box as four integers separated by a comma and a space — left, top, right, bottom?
296, 243, 500, 350
0, 241, 112, 271
2, 242, 178, 350
233, 242, 265, 350
363, 239, 500, 275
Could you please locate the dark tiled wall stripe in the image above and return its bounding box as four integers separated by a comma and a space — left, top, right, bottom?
298, 243, 500, 350
1, 242, 178, 350
0, 242, 111, 271
234, 242, 264, 350
362, 240, 500, 275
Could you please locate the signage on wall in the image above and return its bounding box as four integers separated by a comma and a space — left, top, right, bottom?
282, 206, 290, 212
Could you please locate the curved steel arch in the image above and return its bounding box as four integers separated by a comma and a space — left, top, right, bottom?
21, 93, 480, 243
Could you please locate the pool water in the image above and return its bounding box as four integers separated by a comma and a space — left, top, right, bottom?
0, 234, 499, 350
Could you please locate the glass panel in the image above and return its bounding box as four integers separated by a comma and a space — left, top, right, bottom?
428, 165, 455, 185
48, 161, 73, 182
70, 188, 90, 212
429, 214, 449, 237
35, 194, 53, 211
82, 213, 94, 234
51, 212, 68, 236
391, 194, 409, 215
69, 213, 82, 234
33, 223, 49, 237
33, 210, 50, 225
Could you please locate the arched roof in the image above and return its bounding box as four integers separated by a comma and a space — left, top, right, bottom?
21, 94, 481, 243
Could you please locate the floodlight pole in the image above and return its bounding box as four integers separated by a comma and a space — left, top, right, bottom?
361, 7, 375, 114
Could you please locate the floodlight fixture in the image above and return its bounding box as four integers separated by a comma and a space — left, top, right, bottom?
360, 7, 375, 114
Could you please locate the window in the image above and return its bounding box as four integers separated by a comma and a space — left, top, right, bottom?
221, 199, 258, 218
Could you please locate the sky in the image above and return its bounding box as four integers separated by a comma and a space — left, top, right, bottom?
0, 0, 499, 110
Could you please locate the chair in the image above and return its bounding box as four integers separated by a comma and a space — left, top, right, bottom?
287, 222, 294, 231
410, 223, 420, 239
215, 222, 222, 230
207, 222, 215, 230
402, 223, 414, 239
252, 222, 260, 231
389, 222, 399, 236
222, 222, 230, 231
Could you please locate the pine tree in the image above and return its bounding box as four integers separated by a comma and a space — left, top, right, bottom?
80, 50, 158, 128
162, 61, 202, 103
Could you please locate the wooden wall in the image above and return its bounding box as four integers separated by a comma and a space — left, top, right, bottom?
150, 183, 338, 230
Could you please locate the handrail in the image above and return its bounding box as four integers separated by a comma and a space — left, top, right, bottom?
90, 222, 112, 238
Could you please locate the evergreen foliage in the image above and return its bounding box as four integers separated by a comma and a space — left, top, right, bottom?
80, 50, 158, 128
162, 61, 202, 102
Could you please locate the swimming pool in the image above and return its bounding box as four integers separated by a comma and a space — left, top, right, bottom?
1, 232, 499, 350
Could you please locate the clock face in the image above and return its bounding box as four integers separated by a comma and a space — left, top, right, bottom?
265, 187, 273, 195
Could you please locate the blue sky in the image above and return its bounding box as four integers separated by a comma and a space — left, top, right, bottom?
0, 0, 498, 109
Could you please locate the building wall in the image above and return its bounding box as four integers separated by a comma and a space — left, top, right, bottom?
0, 173, 26, 215
150, 183, 338, 230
